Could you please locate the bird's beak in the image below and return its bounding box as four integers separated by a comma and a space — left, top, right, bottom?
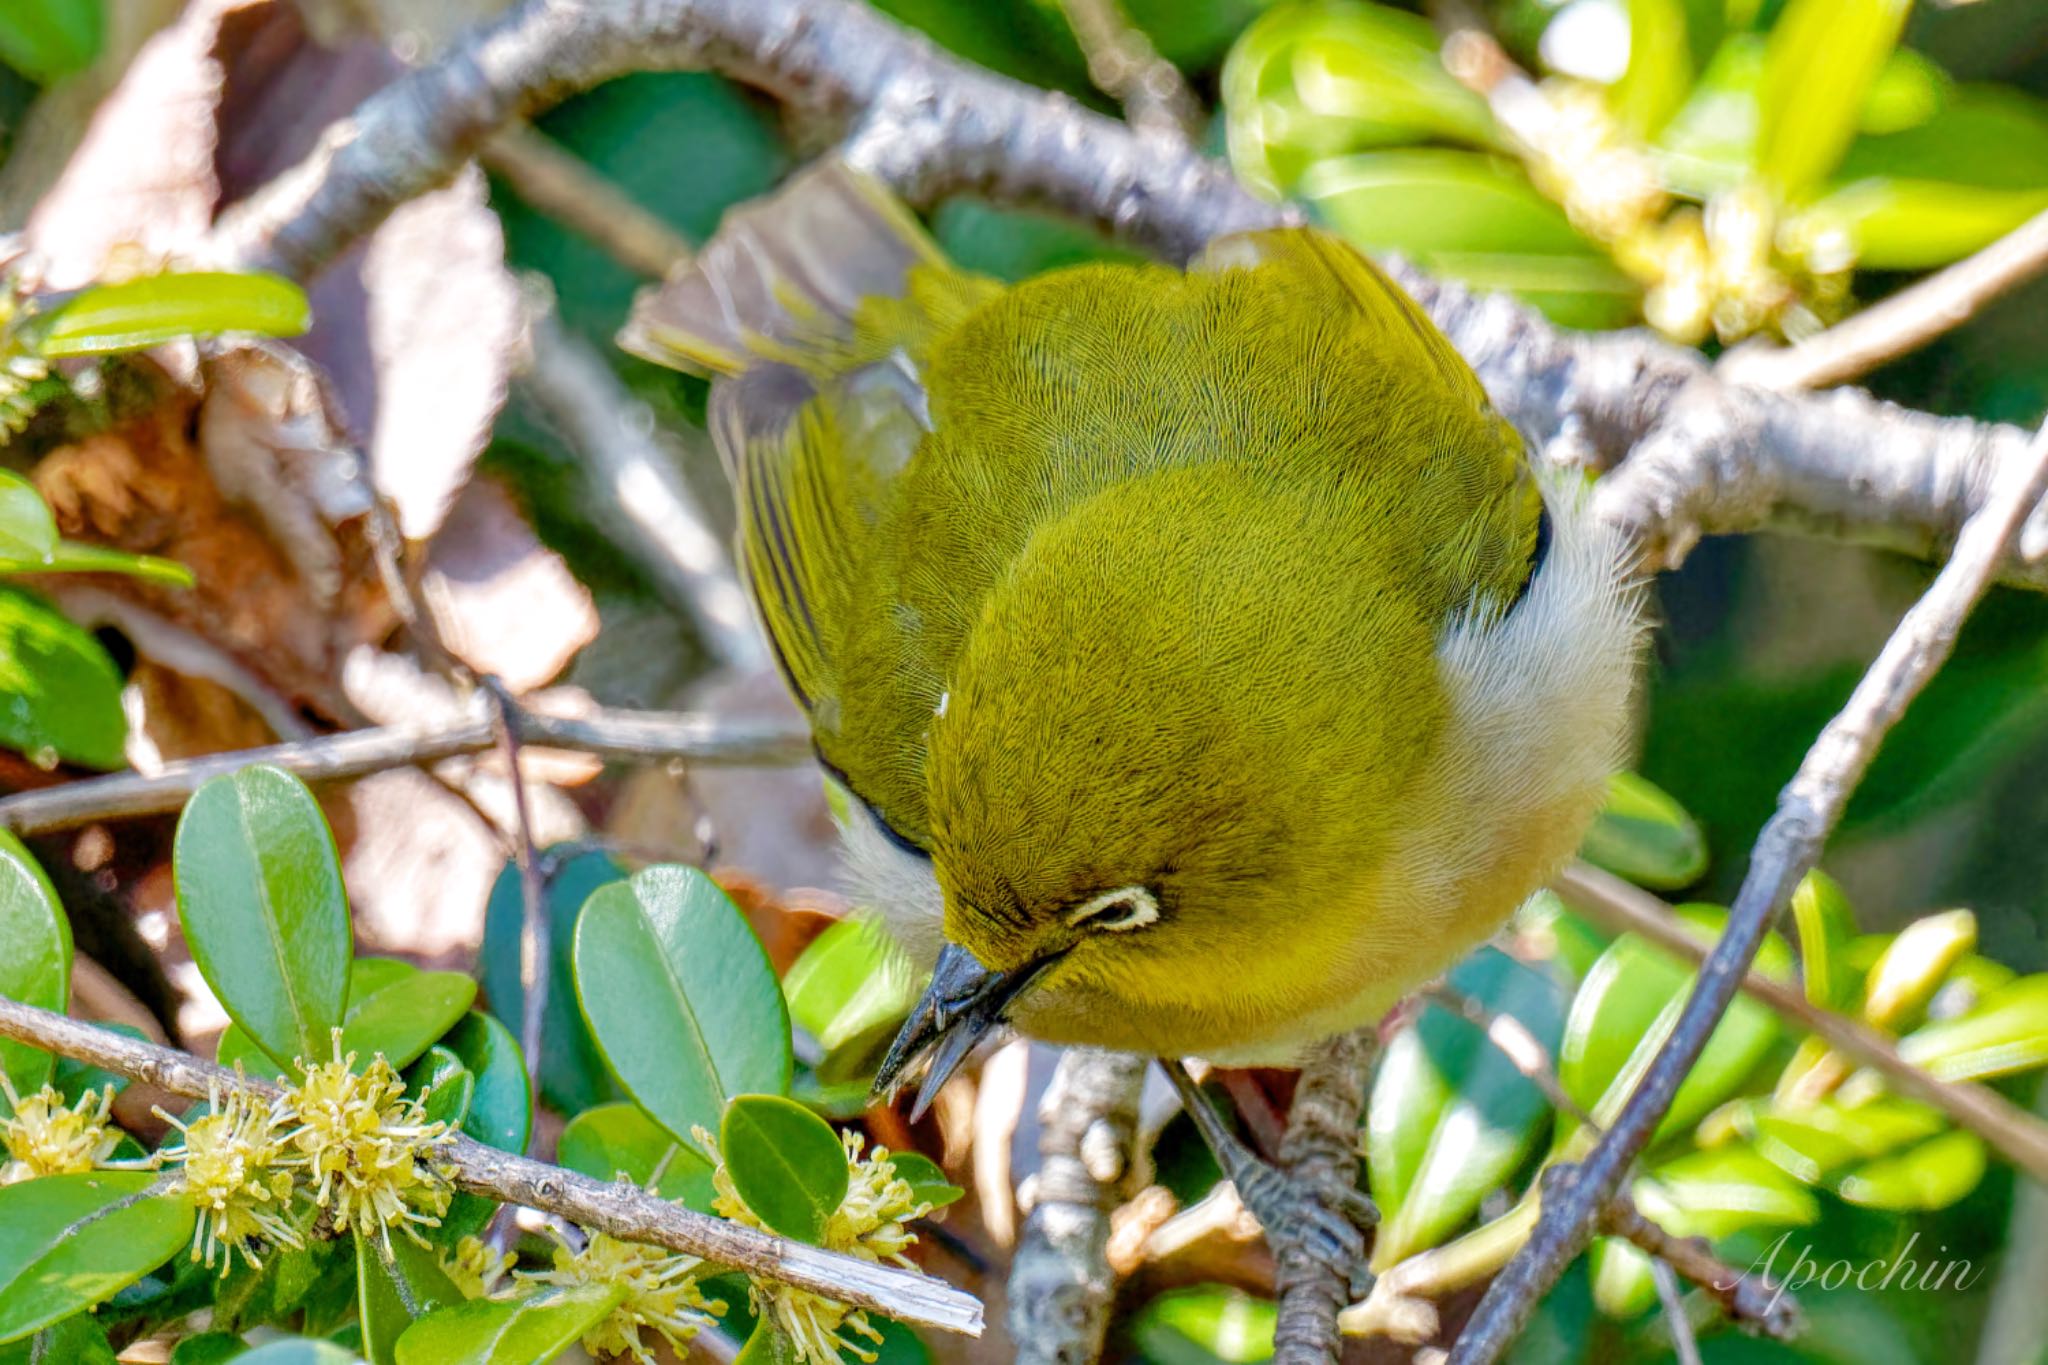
873, 943, 1054, 1121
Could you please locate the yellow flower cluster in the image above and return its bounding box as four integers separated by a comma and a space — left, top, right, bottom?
278, 1034, 457, 1257
523, 1228, 725, 1365
0, 1077, 120, 1183
444, 1233, 516, 1300
156, 1076, 301, 1272
701, 1126, 933, 1365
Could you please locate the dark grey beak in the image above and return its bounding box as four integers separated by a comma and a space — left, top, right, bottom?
873, 943, 1054, 1121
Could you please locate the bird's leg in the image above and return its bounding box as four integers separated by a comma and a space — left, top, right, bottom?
1160, 1059, 1377, 1297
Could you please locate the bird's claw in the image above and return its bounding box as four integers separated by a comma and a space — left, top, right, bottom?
1231, 1159, 1379, 1301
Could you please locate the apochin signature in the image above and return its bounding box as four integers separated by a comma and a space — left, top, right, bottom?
1719, 1230, 1988, 1311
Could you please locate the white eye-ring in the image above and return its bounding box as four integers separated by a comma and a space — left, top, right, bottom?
1066, 886, 1160, 932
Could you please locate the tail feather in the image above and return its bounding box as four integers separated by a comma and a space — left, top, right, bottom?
618, 160, 943, 378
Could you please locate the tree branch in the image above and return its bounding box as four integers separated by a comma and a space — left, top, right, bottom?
1271, 1027, 1373, 1364
0, 697, 812, 836
484, 123, 695, 281
1453, 415, 2048, 1362
0, 994, 982, 1338
1008, 1049, 1148, 1365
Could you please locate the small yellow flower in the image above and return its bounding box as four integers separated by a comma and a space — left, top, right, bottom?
0, 1077, 120, 1183
443, 1234, 516, 1300
523, 1227, 725, 1365
278, 1031, 456, 1257
155, 1076, 302, 1273
700, 1126, 932, 1365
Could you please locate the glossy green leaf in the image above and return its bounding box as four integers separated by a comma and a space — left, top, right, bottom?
572, 865, 791, 1155
233, 1343, 361, 1365
1560, 905, 1791, 1144
394, 1284, 623, 1365
174, 765, 351, 1070
1789, 869, 1857, 1010
1896, 974, 2048, 1082
1796, 178, 2048, 269
1651, 32, 1765, 198
1577, 772, 1708, 891
357, 1230, 461, 1365
428, 1011, 529, 1243
555, 1101, 716, 1211
885, 1151, 964, 1210
0, 1172, 194, 1341
1612, 0, 1692, 139
1755, 0, 1911, 197
0, 0, 102, 82
0, 832, 71, 1099
1743, 1095, 1946, 1183
1588, 1238, 1657, 1320
1222, 0, 1496, 197
482, 848, 624, 1115
0, 472, 56, 565
735, 1316, 802, 1365
5, 540, 195, 586
168, 1332, 248, 1365
338, 971, 477, 1073
783, 917, 919, 1077
720, 1094, 849, 1244
0, 587, 127, 771
1860, 909, 1975, 1031
410, 1048, 474, 1131
31, 274, 309, 358
1834, 85, 2048, 189
1837, 1129, 1985, 1210
1636, 1143, 1821, 1238
1858, 47, 1948, 135
1129, 1285, 1276, 1364
1368, 947, 1566, 1266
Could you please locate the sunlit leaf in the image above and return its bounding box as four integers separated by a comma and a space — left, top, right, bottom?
1651, 33, 1765, 198
0, 587, 127, 771
394, 1285, 623, 1365
1742, 1095, 1947, 1184
1837, 1129, 1985, 1210
782, 918, 919, 1080
1897, 974, 2048, 1083
1755, 0, 1911, 197
885, 1151, 963, 1211
1130, 1284, 1277, 1363
1611, 0, 1692, 139
0, 1173, 193, 1341
357, 1230, 461, 1365
720, 1094, 849, 1245
555, 1102, 716, 1211
0, 0, 102, 83
1577, 772, 1708, 891
14, 541, 195, 587
0, 472, 57, 565
0, 833, 70, 1100
1860, 909, 1975, 1031
1789, 869, 1858, 1011
30, 274, 310, 359
1795, 178, 2048, 270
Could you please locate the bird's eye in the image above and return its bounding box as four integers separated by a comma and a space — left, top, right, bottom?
1066, 886, 1160, 933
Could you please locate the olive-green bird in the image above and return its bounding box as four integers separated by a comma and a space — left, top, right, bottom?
623, 162, 1641, 1263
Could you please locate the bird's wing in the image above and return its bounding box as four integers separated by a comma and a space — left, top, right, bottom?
619, 162, 998, 845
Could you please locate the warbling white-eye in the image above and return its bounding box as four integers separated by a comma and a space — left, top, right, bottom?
623, 161, 1642, 1268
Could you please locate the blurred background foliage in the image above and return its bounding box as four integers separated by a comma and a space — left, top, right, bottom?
3, 0, 2048, 1361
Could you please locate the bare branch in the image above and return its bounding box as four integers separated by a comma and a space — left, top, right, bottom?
1272, 1027, 1373, 1364
0, 698, 811, 836
1008, 1049, 1148, 1365
1053, 0, 1203, 142
1453, 415, 2048, 1362
1722, 207, 2048, 393
484, 123, 694, 280
1600, 1188, 1796, 1344
1555, 861, 2048, 1183
0, 995, 982, 1337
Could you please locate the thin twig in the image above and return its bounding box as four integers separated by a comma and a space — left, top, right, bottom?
1649, 1255, 1704, 1365
1455, 415, 2048, 1362
1053, 0, 1202, 142
0, 699, 813, 836
1272, 1027, 1373, 1364
1722, 207, 2048, 393
521, 309, 768, 672
1555, 860, 2048, 1184
1600, 1189, 1796, 1343
484, 678, 552, 1116
484, 123, 694, 280
0, 995, 983, 1337
1007, 1049, 1148, 1365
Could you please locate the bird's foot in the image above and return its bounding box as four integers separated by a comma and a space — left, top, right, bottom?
1227, 1151, 1379, 1301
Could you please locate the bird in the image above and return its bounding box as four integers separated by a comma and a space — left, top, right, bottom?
621, 159, 1643, 1272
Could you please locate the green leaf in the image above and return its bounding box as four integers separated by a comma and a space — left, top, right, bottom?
1834, 85, 2048, 190
174, 765, 351, 1070
1652, 33, 1766, 198
1743, 1095, 1947, 1183
234, 1343, 363, 1365
1789, 869, 1858, 1010
555, 1102, 716, 1211
1368, 947, 1566, 1266
1860, 909, 1975, 1031
394, 1285, 624, 1365
1129, 1285, 1276, 1364
1635, 1143, 1820, 1238
1755, 0, 1911, 197
0, 832, 71, 1098
337, 970, 477, 1073
7, 540, 196, 586
1795, 178, 2048, 270
0, 472, 56, 564
0, 586, 128, 770
1837, 1129, 1985, 1210
410, 1048, 474, 1130
0, 1172, 194, 1341
357, 1231, 461, 1365
1514, 889, 1609, 982
884, 1151, 963, 1210
782, 918, 920, 1078
1858, 47, 1948, 135
1612, 0, 1692, 139
482, 849, 624, 1115
168, 1332, 248, 1365
572, 865, 791, 1155
0, 0, 102, 83
735, 1316, 802, 1365
1560, 906, 1792, 1144
427, 1012, 530, 1243
1577, 772, 1708, 891
11, 1314, 115, 1365
31, 274, 310, 359
1896, 974, 2048, 1082
720, 1094, 849, 1244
